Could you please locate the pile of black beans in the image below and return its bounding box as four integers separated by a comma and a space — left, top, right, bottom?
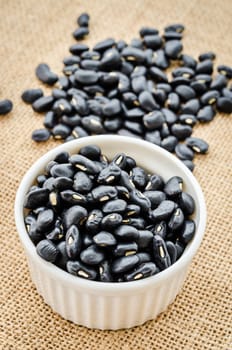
24, 144, 196, 282
21, 13, 232, 171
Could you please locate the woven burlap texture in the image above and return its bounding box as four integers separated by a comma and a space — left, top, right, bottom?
0, 0, 231, 349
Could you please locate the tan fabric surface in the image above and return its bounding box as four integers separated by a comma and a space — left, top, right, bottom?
0, 0, 232, 349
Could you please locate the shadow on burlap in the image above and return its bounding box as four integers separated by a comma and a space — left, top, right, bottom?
0, 0, 231, 349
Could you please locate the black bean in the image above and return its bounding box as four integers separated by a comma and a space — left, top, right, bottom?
136, 230, 153, 249
65, 224, 82, 258
199, 51, 216, 61
163, 31, 182, 40
56, 241, 69, 270
102, 199, 127, 214
32, 96, 54, 113
197, 105, 215, 122
182, 160, 195, 172
161, 135, 178, 152
63, 64, 79, 76
97, 163, 121, 184
72, 126, 89, 138
111, 255, 139, 274
21, 89, 43, 104
217, 65, 232, 79
80, 244, 105, 265
200, 90, 220, 105
36, 209, 55, 233
217, 97, 232, 113
164, 176, 183, 197
210, 74, 228, 90
166, 241, 177, 264
63, 205, 88, 229
114, 225, 139, 241
69, 43, 89, 55
77, 13, 90, 27
178, 192, 195, 215
168, 207, 184, 231
145, 174, 164, 191
171, 124, 192, 140
52, 88, 67, 100
181, 99, 200, 115
164, 40, 183, 59
171, 77, 191, 88
153, 235, 171, 270
97, 260, 113, 282
91, 185, 118, 202
180, 220, 196, 244
139, 26, 159, 37
151, 200, 176, 221
32, 128, 51, 142
130, 166, 148, 190
102, 98, 121, 116
124, 262, 159, 281
52, 124, 71, 139
36, 239, 59, 262
166, 92, 180, 112
175, 85, 196, 101
67, 260, 97, 280
121, 46, 145, 63
179, 114, 197, 126
124, 204, 141, 217
143, 35, 162, 50
222, 88, 232, 99
73, 27, 89, 40
143, 190, 166, 209
131, 75, 147, 94
100, 48, 121, 70
162, 108, 178, 125
124, 120, 144, 135
69, 154, 100, 174
57, 76, 70, 90
174, 241, 185, 260
165, 23, 185, 33
101, 213, 123, 230
60, 190, 87, 205
129, 189, 151, 211
36, 63, 58, 85
143, 111, 164, 130
93, 38, 115, 52
24, 188, 49, 209
172, 67, 195, 79
196, 59, 213, 75
113, 242, 138, 257
194, 74, 212, 85
145, 130, 161, 146
186, 137, 209, 154
85, 209, 103, 233
73, 171, 93, 193
175, 143, 194, 160
180, 54, 197, 69
152, 221, 167, 239
149, 66, 168, 83
50, 163, 74, 178
63, 55, 81, 65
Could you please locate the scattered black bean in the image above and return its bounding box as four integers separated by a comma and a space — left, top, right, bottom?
21, 89, 43, 104
0, 99, 13, 115
36, 63, 58, 85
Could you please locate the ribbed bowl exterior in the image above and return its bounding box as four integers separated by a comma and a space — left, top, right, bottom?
26, 253, 189, 329
15, 136, 206, 330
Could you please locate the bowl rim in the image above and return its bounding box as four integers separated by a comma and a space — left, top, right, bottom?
15, 135, 207, 293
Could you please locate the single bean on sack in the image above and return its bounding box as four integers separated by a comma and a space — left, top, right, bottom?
21, 13, 232, 171
24, 144, 196, 282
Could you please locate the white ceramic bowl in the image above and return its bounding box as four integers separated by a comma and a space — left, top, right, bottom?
15, 135, 206, 330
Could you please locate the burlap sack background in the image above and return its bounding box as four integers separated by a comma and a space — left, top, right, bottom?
0, 0, 231, 349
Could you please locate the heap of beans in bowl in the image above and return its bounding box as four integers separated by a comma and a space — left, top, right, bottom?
21, 13, 232, 171
24, 144, 196, 282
